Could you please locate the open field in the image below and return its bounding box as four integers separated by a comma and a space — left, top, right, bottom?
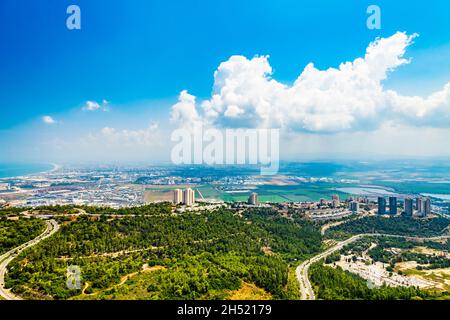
71, 265, 167, 300
73, 268, 272, 301
410, 246, 450, 258
145, 183, 352, 203
228, 283, 272, 300
398, 265, 450, 292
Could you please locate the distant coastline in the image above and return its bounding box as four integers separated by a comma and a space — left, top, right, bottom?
48, 163, 61, 173
0, 163, 58, 179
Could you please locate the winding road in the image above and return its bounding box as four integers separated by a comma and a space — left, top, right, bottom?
296, 233, 450, 300
0, 219, 59, 300
320, 210, 374, 235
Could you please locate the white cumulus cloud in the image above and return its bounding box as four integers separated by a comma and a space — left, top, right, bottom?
42, 116, 56, 125
83, 100, 110, 111
83, 101, 100, 111
170, 90, 202, 129
170, 32, 450, 133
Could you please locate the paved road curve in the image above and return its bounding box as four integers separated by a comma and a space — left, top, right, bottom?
0, 219, 59, 300
296, 233, 450, 300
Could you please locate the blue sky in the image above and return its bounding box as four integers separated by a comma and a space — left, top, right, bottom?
0, 0, 450, 162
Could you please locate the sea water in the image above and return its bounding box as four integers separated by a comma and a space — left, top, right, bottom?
0, 163, 53, 178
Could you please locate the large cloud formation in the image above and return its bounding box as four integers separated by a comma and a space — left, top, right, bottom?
171, 32, 450, 132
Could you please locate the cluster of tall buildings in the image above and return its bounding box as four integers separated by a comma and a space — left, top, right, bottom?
378, 196, 431, 217
377, 196, 399, 215
173, 188, 195, 206
404, 197, 431, 217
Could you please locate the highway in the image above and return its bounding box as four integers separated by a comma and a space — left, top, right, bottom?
0, 219, 59, 300
296, 233, 450, 300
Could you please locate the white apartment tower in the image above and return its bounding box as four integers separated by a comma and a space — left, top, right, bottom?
183, 188, 195, 206
173, 189, 183, 204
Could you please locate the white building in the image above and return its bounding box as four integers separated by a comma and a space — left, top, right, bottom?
332, 194, 340, 204
183, 188, 195, 206
173, 189, 183, 204
0, 183, 10, 191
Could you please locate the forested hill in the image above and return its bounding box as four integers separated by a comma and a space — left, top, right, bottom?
4, 205, 322, 300
325, 216, 450, 239
309, 262, 445, 300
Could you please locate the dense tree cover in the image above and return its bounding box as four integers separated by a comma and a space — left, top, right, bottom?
325, 252, 341, 264
309, 262, 445, 300
7, 203, 448, 301
31, 203, 173, 216
369, 244, 407, 264
340, 238, 374, 256
325, 216, 450, 239
143, 253, 288, 300
5, 206, 322, 300
368, 236, 450, 253
0, 217, 46, 255
339, 236, 450, 271
422, 239, 450, 251
243, 208, 323, 261
400, 252, 450, 269
0, 207, 29, 217
79, 203, 172, 216
31, 205, 81, 215
366, 237, 450, 269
